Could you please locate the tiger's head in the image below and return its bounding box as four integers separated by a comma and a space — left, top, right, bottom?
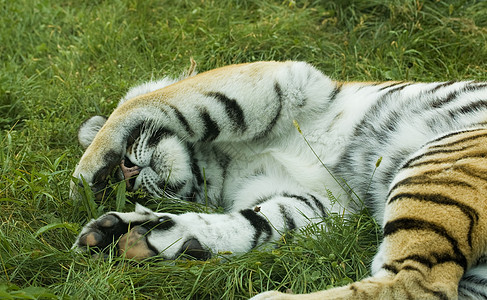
78, 115, 197, 200
75, 61, 199, 200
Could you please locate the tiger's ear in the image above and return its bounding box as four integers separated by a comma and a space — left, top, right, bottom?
78, 115, 107, 149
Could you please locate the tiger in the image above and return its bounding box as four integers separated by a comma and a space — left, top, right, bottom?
71, 61, 487, 299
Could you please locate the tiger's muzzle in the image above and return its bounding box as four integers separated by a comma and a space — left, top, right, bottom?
120, 158, 141, 191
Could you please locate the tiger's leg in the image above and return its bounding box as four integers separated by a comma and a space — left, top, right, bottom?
72, 61, 336, 196
251, 128, 487, 300
73, 176, 331, 260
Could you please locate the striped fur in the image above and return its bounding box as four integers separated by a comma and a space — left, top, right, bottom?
72, 61, 487, 299
252, 128, 487, 299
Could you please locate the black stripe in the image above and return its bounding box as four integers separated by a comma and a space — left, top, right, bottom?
383, 218, 467, 271
144, 217, 177, 256
147, 126, 173, 147
448, 100, 487, 117
466, 82, 487, 92
376, 110, 400, 135
401, 265, 424, 274
279, 204, 296, 231
169, 105, 194, 136
212, 148, 230, 202
431, 90, 461, 108
429, 81, 456, 93
378, 81, 406, 91
206, 92, 247, 133
249, 192, 276, 208
141, 175, 161, 197
348, 83, 413, 153
91, 150, 122, 193
383, 264, 399, 274
429, 130, 487, 150
126, 123, 142, 147
255, 82, 283, 139
240, 209, 273, 249
431, 82, 487, 109
403, 152, 487, 170
430, 83, 468, 108
144, 240, 161, 257
394, 254, 434, 269
103, 150, 122, 168
156, 179, 186, 196
282, 193, 316, 213
459, 284, 487, 300
379, 150, 410, 188
434, 251, 465, 266
381, 82, 412, 96
307, 194, 327, 217
425, 128, 485, 147
461, 274, 487, 286
401, 144, 475, 169
387, 175, 475, 199
149, 216, 176, 231
188, 147, 204, 186
328, 84, 342, 102
453, 164, 487, 182
474, 255, 487, 265
388, 193, 478, 247
200, 110, 220, 141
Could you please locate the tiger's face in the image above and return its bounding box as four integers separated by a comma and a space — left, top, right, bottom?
122, 128, 195, 199
79, 117, 196, 200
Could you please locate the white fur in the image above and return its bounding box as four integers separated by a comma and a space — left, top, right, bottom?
118, 77, 181, 107
78, 115, 107, 149
73, 62, 487, 299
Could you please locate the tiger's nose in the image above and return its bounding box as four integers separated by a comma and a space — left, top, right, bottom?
120, 158, 141, 190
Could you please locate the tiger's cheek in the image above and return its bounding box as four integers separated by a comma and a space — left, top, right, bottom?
150, 136, 193, 183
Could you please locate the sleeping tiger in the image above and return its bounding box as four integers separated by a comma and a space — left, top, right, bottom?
72, 61, 487, 299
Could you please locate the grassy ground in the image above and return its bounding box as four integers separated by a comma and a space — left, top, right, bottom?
2, 0, 487, 299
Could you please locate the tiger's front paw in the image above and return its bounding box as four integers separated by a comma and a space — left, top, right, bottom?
73, 213, 156, 260
73, 204, 211, 260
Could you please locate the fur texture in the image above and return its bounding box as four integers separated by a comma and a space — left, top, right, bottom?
72, 61, 487, 299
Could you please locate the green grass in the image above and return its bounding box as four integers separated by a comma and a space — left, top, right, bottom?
2, 0, 487, 298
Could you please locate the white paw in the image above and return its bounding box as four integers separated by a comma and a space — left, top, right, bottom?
73, 204, 211, 260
